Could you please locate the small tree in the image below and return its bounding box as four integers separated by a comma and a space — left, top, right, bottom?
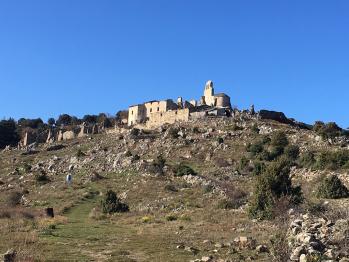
248, 157, 303, 220
316, 175, 349, 199
101, 190, 129, 214
174, 163, 196, 177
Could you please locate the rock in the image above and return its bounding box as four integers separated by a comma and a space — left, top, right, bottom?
233, 236, 256, 250
256, 245, 268, 253
214, 243, 224, 248
290, 246, 306, 261
176, 244, 185, 249
299, 254, 307, 262
201, 256, 213, 262
3, 249, 16, 262
184, 246, 199, 254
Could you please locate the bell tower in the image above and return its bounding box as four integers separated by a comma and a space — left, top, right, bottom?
204, 80, 215, 106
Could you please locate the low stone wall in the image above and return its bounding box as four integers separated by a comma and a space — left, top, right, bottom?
147, 109, 190, 128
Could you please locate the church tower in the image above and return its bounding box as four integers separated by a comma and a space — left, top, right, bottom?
204, 80, 215, 106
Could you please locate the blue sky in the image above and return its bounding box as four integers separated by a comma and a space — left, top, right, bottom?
0, 1, 348, 127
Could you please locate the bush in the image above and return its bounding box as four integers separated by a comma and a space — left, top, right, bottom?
313, 121, 343, 139
7, 192, 22, 207
270, 131, 289, 148
192, 127, 200, 133
174, 163, 196, 177
314, 150, 349, 170
247, 140, 264, 156
251, 124, 260, 134
130, 128, 140, 137
76, 149, 85, 158
217, 137, 224, 144
252, 161, 266, 176
248, 157, 303, 220
239, 156, 249, 171
165, 214, 178, 221
169, 128, 180, 139
101, 190, 129, 214
299, 151, 316, 168
284, 145, 300, 160
132, 154, 140, 161
164, 184, 178, 192
217, 182, 247, 209
316, 175, 349, 199
153, 155, 166, 174
35, 172, 50, 183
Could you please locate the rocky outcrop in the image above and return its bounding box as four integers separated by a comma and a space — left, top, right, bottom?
288, 214, 349, 261
259, 110, 293, 125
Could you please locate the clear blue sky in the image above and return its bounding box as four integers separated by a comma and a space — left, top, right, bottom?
0, 1, 348, 127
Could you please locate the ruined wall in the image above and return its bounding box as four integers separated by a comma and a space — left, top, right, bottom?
147, 108, 189, 128
128, 104, 146, 126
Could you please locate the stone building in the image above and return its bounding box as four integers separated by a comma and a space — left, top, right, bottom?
128, 80, 231, 127
202, 80, 231, 108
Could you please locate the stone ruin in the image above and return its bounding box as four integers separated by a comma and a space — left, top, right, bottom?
19, 122, 104, 147
128, 80, 232, 128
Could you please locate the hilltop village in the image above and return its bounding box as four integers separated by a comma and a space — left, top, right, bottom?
128, 80, 232, 128
14, 80, 299, 149
17, 81, 238, 147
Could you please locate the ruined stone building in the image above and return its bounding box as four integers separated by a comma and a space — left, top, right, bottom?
128, 80, 231, 127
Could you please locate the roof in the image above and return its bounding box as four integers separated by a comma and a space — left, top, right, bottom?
214, 93, 230, 98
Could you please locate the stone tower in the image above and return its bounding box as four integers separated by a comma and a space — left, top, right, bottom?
204, 80, 215, 106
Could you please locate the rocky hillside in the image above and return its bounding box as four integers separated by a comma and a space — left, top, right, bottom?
0, 115, 349, 262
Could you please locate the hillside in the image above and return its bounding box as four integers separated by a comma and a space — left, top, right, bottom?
1, 115, 349, 262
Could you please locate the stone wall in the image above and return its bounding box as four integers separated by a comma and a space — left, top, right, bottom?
147, 108, 190, 128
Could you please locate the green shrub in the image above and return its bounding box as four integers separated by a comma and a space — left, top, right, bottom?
313, 121, 343, 139
164, 184, 178, 192
165, 214, 178, 221
299, 151, 316, 168
315, 150, 349, 170
270, 131, 289, 148
35, 172, 50, 184
252, 161, 266, 176
248, 157, 303, 220
174, 163, 196, 177
247, 141, 264, 156
76, 149, 85, 158
203, 184, 214, 193
101, 190, 129, 214
316, 175, 349, 199
217, 137, 224, 144
239, 156, 249, 170
284, 145, 300, 160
